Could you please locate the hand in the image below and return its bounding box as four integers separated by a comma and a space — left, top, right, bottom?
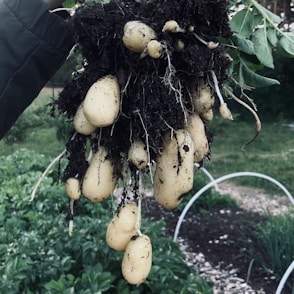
43, 0, 64, 10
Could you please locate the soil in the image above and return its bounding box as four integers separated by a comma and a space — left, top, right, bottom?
143, 189, 289, 294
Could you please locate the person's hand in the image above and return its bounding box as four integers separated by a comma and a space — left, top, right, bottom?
43, 0, 64, 10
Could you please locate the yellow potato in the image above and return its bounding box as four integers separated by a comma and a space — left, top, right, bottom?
73, 102, 96, 135
83, 75, 120, 127
200, 109, 214, 121
123, 21, 157, 53
82, 147, 118, 202
187, 114, 209, 163
65, 177, 81, 201
190, 79, 214, 114
128, 139, 148, 170
147, 40, 163, 59
153, 129, 194, 209
106, 202, 138, 251
122, 234, 152, 285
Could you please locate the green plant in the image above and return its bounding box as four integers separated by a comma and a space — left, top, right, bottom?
244, 211, 294, 291
0, 149, 212, 293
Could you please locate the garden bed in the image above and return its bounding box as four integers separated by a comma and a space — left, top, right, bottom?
143, 183, 292, 294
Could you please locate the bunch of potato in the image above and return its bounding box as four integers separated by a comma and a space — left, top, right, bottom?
73, 75, 120, 135
106, 201, 152, 285
59, 12, 233, 286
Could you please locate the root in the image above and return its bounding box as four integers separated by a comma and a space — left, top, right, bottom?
161, 44, 188, 126
135, 171, 143, 237
223, 86, 261, 150
229, 76, 257, 111
69, 199, 74, 236
210, 70, 233, 120
30, 149, 66, 201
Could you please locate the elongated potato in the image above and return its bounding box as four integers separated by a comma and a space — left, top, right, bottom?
187, 114, 209, 163
73, 102, 96, 135
83, 75, 120, 127
65, 177, 81, 201
123, 21, 157, 53
82, 147, 118, 202
122, 234, 152, 285
106, 202, 138, 251
128, 139, 148, 170
153, 129, 194, 209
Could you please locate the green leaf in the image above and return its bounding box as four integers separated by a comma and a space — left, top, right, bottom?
250, 0, 281, 24
232, 35, 255, 55
230, 9, 255, 38
278, 32, 294, 56
267, 27, 279, 46
239, 58, 280, 87
252, 27, 274, 68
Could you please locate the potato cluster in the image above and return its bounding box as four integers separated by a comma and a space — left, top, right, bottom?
56, 0, 232, 285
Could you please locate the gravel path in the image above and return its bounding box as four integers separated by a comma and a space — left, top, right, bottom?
179, 183, 293, 294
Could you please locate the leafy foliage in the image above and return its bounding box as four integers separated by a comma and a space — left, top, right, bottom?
228, 0, 294, 87
0, 149, 212, 293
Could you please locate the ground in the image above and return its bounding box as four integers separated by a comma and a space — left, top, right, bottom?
143, 195, 285, 294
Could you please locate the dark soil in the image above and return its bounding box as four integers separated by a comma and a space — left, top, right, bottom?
54, 0, 232, 181
143, 197, 284, 294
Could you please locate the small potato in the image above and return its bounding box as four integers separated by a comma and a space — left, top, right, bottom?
200, 109, 214, 121
190, 79, 214, 114
153, 129, 194, 209
82, 147, 118, 202
65, 177, 81, 200
73, 102, 96, 135
123, 21, 157, 53
83, 75, 120, 127
122, 234, 152, 285
128, 139, 148, 170
187, 114, 209, 163
147, 40, 163, 59
162, 20, 185, 33
219, 102, 233, 120
106, 202, 138, 251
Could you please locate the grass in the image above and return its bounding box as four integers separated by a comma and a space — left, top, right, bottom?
204, 116, 294, 196
0, 88, 65, 157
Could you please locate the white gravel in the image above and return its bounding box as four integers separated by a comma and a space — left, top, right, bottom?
178, 183, 293, 294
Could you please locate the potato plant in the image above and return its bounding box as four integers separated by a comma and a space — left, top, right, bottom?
50, 0, 294, 285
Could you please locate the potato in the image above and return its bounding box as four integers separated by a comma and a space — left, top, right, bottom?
153, 129, 194, 209
128, 139, 148, 170
187, 114, 209, 163
162, 20, 185, 33
190, 79, 214, 114
106, 202, 138, 251
147, 40, 163, 59
83, 75, 120, 127
123, 21, 157, 53
122, 234, 152, 285
219, 102, 233, 120
73, 102, 96, 135
200, 109, 214, 121
65, 177, 81, 201
82, 147, 118, 202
